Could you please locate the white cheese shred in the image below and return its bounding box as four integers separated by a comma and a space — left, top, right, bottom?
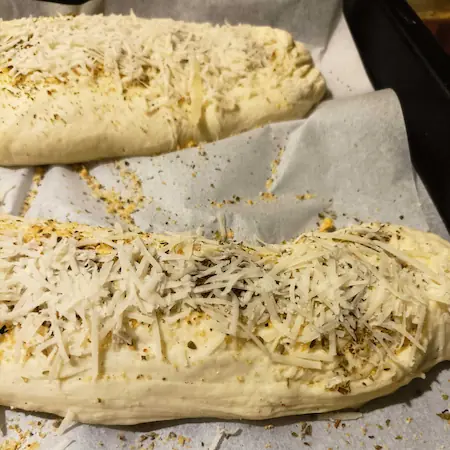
208, 427, 241, 450
57, 410, 77, 435
90, 310, 99, 380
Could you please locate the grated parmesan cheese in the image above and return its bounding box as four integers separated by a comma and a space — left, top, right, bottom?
0, 216, 448, 392
56, 410, 76, 435
0, 14, 318, 133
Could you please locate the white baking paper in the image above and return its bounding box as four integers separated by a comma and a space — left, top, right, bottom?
0, 1, 449, 449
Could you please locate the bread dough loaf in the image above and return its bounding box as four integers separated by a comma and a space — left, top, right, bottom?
0, 15, 326, 166
0, 216, 449, 424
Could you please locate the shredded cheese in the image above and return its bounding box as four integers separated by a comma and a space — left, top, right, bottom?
208, 427, 241, 450
0, 14, 316, 134
0, 216, 447, 391
57, 410, 76, 435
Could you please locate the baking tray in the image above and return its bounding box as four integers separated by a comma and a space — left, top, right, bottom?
344, 0, 450, 231
0, 2, 447, 449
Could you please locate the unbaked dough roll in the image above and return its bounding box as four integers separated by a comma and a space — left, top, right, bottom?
0, 216, 449, 424
0, 14, 326, 166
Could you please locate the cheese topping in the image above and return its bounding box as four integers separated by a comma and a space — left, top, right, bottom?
0, 14, 316, 123
0, 217, 449, 392
0, 14, 326, 167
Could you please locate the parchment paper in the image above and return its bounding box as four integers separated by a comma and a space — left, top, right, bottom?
0, 1, 449, 449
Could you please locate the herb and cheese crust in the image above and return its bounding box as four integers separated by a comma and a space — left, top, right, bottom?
0, 14, 326, 166
0, 216, 449, 425
0, 216, 450, 424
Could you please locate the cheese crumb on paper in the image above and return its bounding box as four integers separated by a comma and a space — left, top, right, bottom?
75, 164, 146, 225
21, 167, 46, 216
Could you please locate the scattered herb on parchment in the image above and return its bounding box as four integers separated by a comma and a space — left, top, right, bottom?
437, 410, 450, 421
